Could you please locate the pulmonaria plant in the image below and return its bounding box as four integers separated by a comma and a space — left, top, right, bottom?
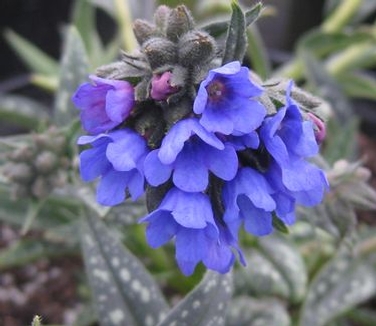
73, 4, 329, 275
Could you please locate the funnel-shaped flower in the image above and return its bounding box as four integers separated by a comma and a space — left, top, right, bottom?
73, 75, 135, 134
78, 129, 148, 205
140, 187, 236, 275
193, 61, 266, 135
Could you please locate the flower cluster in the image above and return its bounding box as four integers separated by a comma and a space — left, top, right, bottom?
73, 5, 328, 275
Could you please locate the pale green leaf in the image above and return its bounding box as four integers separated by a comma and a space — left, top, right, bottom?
157, 271, 232, 326
226, 297, 291, 326
299, 243, 376, 326
53, 26, 89, 126
80, 213, 169, 326
337, 72, 376, 101
0, 95, 50, 129
4, 29, 59, 76
0, 238, 76, 269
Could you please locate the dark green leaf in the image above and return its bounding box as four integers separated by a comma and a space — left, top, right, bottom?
80, 213, 169, 326
222, 1, 247, 64
226, 297, 291, 326
4, 29, 59, 76
272, 214, 289, 234
157, 271, 232, 326
54, 26, 89, 126
201, 2, 262, 38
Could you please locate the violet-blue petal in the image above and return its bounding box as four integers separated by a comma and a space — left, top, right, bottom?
143, 211, 178, 248
96, 170, 131, 206
144, 149, 172, 186
158, 118, 224, 165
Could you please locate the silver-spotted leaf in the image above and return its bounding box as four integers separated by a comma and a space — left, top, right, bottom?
80, 213, 169, 326
157, 271, 233, 326
257, 235, 307, 303
226, 296, 291, 326
299, 244, 376, 326
53, 26, 89, 126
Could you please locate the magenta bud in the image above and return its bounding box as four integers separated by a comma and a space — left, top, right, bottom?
307, 112, 326, 144
150, 71, 179, 100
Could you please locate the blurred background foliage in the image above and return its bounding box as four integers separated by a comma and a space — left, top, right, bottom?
1, 0, 376, 325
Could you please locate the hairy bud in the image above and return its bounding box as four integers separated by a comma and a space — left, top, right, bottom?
142, 37, 177, 70
35, 151, 58, 174
154, 5, 171, 31
178, 31, 216, 66
166, 5, 195, 42
133, 19, 159, 46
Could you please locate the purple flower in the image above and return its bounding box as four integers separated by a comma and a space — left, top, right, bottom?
143, 118, 238, 192
140, 187, 237, 275
260, 82, 329, 207
72, 75, 135, 134
193, 61, 266, 135
223, 168, 276, 237
78, 129, 148, 206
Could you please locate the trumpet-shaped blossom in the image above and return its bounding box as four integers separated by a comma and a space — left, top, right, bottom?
223, 167, 276, 237
193, 61, 266, 135
140, 187, 237, 275
78, 129, 148, 206
72, 75, 135, 134
260, 82, 329, 207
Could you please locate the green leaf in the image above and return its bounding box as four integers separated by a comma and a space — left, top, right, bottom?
300, 49, 352, 123
337, 72, 376, 101
202, 2, 262, 38
80, 213, 169, 326
235, 235, 307, 303
31, 315, 43, 326
299, 243, 376, 326
222, 1, 247, 64
157, 271, 232, 326
0, 95, 50, 129
246, 25, 271, 80
54, 26, 89, 126
226, 297, 291, 326
4, 29, 59, 76
0, 238, 76, 269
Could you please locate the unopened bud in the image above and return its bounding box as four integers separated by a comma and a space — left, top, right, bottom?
154, 5, 171, 31
35, 151, 58, 174
178, 31, 216, 66
150, 71, 179, 101
31, 177, 49, 199
307, 112, 326, 144
142, 37, 177, 70
166, 5, 195, 42
3, 163, 33, 183
8, 146, 34, 162
133, 19, 159, 46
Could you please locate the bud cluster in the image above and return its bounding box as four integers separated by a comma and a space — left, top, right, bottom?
2, 127, 70, 200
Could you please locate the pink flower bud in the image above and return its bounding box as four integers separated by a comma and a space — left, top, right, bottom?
307, 112, 326, 144
150, 71, 179, 100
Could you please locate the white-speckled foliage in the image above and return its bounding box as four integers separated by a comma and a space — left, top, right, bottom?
80, 213, 170, 326
157, 271, 233, 326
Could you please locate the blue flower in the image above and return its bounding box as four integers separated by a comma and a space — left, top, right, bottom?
193, 61, 266, 135
223, 168, 276, 237
259, 82, 329, 208
140, 187, 238, 275
78, 129, 148, 206
144, 118, 238, 192
72, 75, 135, 134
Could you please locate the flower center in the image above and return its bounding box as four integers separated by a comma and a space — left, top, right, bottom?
207, 79, 225, 101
